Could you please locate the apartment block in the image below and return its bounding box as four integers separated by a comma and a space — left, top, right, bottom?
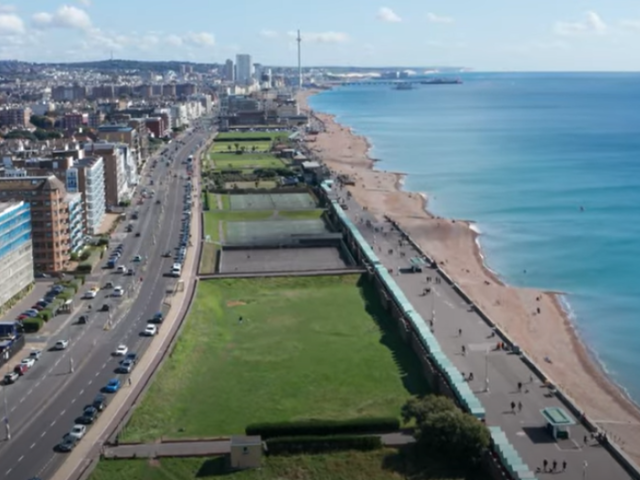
66, 193, 84, 253
0, 107, 31, 128
61, 112, 88, 130
84, 143, 131, 208
70, 156, 106, 235
0, 201, 34, 309
0, 176, 71, 273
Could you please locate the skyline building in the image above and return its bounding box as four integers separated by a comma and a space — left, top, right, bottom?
235, 54, 252, 85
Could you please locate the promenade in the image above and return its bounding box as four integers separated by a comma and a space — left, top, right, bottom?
331, 184, 634, 480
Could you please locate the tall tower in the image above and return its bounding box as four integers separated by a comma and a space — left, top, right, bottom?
297, 29, 302, 90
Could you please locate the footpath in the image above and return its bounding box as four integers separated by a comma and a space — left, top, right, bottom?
50, 138, 204, 480
101, 432, 415, 459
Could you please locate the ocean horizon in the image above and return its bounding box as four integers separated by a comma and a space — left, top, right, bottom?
308, 72, 640, 405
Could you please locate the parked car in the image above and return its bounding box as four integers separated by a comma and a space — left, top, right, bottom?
150, 312, 164, 323
103, 378, 121, 393
118, 359, 134, 373
20, 357, 35, 369
14, 364, 28, 376
28, 350, 42, 361
92, 394, 107, 411
64, 424, 87, 441
122, 352, 138, 365
143, 324, 157, 336
56, 437, 78, 453
3, 371, 19, 384
75, 406, 99, 425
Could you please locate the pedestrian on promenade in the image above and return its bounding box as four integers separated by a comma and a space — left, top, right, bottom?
543, 459, 548, 472
458, 328, 462, 336
128, 377, 132, 386
552, 460, 557, 471
517, 381, 522, 392
461, 345, 466, 356
562, 460, 567, 471
468, 372, 474, 381
517, 401, 522, 412
510, 401, 516, 413
584, 435, 589, 445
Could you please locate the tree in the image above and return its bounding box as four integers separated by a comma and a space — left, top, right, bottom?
30, 115, 54, 129
403, 395, 489, 468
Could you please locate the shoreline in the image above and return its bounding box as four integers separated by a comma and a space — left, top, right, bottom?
298, 88, 640, 464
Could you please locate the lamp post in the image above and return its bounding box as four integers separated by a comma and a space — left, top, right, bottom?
484, 350, 490, 393
583, 460, 588, 480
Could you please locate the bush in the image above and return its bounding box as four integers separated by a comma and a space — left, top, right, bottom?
267, 435, 381, 455
75, 275, 86, 285
79, 250, 91, 261
38, 309, 53, 322
97, 237, 109, 246
22, 318, 44, 333
76, 263, 93, 273
246, 417, 400, 439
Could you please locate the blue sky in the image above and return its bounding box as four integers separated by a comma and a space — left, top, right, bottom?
1, 1, 640, 70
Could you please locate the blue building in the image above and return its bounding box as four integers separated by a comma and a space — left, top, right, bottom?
0, 201, 34, 309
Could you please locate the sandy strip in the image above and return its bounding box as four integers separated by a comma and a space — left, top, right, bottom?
298, 89, 640, 465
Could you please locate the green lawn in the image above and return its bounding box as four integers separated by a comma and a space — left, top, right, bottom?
120, 276, 429, 441
209, 153, 285, 171
89, 447, 487, 480
224, 181, 278, 189
212, 141, 272, 152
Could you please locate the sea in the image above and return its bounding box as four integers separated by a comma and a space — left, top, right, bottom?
308, 72, 640, 404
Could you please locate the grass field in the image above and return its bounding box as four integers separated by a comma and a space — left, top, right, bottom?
224, 181, 278, 189
89, 447, 486, 480
211, 141, 272, 152
120, 275, 429, 441
213, 156, 285, 170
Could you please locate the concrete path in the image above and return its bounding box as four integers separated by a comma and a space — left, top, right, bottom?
102, 432, 414, 459
330, 183, 635, 480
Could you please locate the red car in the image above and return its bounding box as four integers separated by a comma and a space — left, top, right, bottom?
16, 314, 30, 321
14, 364, 28, 376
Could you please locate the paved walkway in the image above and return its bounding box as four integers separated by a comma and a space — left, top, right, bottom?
102, 432, 414, 459
331, 183, 635, 480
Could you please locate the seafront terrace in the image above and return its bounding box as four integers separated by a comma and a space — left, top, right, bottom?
328, 184, 635, 480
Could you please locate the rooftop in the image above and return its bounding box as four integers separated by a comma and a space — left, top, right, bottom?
0, 175, 67, 193
75, 155, 103, 168
0, 200, 24, 216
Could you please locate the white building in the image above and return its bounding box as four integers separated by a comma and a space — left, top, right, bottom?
235, 54, 253, 85
72, 156, 106, 235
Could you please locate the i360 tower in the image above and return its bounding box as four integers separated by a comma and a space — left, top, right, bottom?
297, 29, 302, 90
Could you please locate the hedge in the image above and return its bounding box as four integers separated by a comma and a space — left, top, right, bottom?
76, 263, 92, 273
22, 318, 44, 333
38, 308, 53, 322
246, 417, 400, 439
266, 435, 382, 455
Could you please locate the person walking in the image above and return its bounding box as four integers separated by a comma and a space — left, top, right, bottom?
461, 345, 466, 356
517, 381, 522, 392
458, 328, 462, 336
517, 401, 522, 412
552, 460, 557, 471
562, 460, 567, 471
510, 401, 516, 413
543, 459, 548, 472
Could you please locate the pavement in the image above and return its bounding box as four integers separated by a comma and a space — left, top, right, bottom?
0, 121, 213, 480
100, 432, 415, 459
330, 182, 635, 480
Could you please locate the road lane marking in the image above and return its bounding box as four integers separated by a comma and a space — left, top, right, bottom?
71, 398, 76, 404
50, 420, 56, 427
88, 380, 92, 385
60, 409, 65, 416
30, 442, 36, 449
79, 389, 84, 395
41, 431, 46, 437
6, 468, 12, 475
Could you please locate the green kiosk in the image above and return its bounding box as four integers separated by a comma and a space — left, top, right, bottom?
541, 407, 575, 440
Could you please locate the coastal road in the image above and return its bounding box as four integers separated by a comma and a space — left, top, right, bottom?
331, 184, 635, 480
0, 127, 210, 480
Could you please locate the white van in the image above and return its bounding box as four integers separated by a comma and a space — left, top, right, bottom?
171, 264, 182, 277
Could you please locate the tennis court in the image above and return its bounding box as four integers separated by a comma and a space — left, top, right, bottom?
225, 219, 328, 245
229, 193, 317, 210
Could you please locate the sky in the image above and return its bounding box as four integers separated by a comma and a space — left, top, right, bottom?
1, 1, 640, 70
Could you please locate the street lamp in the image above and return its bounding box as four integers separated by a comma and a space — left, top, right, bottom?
583, 461, 588, 480
484, 350, 490, 393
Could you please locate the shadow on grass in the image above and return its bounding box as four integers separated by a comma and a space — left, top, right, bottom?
381, 444, 491, 480
358, 276, 431, 397
196, 456, 230, 477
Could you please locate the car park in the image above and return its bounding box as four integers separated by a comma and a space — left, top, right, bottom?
114, 344, 128, 356
3, 371, 19, 384
54, 339, 69, 350
104, 378, 121, 393
65, 424, 87, 441
143, 324, 157, 336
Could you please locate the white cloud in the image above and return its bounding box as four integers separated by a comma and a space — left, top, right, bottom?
427, 12, 453, 24
620, 19, 640, 30
165, 34, 183, 47
184, 32, 215, 47
77, 0, 91, 6
259, 29, 279, 39
288, 30, 349, 43
554, 11, 607, 36
377, 7, 401, 23
0, 13, 24, 35
32, 5, 92, 31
